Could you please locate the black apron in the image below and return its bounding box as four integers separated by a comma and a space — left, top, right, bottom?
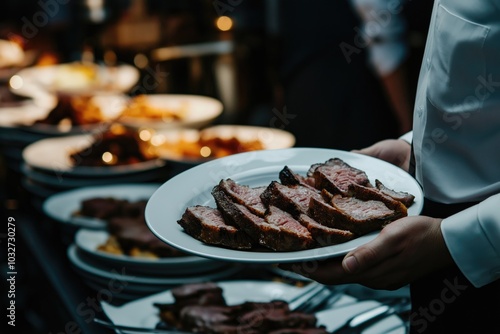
408, 147, 500, 333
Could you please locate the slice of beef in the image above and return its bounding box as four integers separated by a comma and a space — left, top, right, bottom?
375, 179, 415, 207
179, 305, 234, 332
265, 206, 316, 250
213, 187, 316, 251
177, 206, 253, 250
346, 183, 408, 216
261, 181, 325, 218
179, 300, 319, 333
170, 282, 226, 305
279, 166, 316, 189
154, 282, 226, 327
212, 186, 278, 244
78, 197, 126, 219
109, 215, 186, 257
298, 214, 355, 246
311, 158, 371, 195
309, 195, 404, 235
239, 308, 318, 331
216, 179, 267, 216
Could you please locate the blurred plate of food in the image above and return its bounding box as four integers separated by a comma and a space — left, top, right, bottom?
100, 281, 356, 333
19, 93, 128, 134
15, 61, 139, 95
42, 183, 161, 229
75, 229, 231, 276
0, 39, 24, 69
118, 94, 223, 130
22, 124, 165, 176
67, 244, 243, 287
0, 83, 56, 128
152, 125, 296, 174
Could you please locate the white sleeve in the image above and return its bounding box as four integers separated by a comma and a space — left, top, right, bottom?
441, 193, 500, 287
398, 131, 412, 144
349, 0, 408, 76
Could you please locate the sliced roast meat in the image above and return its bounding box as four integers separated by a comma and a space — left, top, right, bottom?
179, 300, 318, 334
216, 179, 267, 216
312, 158, 371, 195
213, 187, 315, 251
265, 206, 316, 250
279, 166, 316, 189
309, 195, 404, 235
346, 183, 408, 216
375, 179, 415, 207
154, 282, 226, 327
298, 214, 355, 246
177, 206, 253, 250
261, 181, 325, 218
212, 186, 278, 244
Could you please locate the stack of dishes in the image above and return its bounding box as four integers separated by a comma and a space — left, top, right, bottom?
0, 87, 56, 171
67, 241, 241, 301
20, 131, 169, 205
1, 62, 139, 173
42, 183, 242, 301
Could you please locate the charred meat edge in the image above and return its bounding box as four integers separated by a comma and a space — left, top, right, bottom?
375, 179, 415, 207
177, 205, 253, 250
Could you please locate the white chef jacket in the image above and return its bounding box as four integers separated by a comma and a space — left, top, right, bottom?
410, 0, 500, 288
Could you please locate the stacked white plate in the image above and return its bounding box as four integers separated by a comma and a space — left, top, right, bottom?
20, 135, 169, 202
42, 183, 163, 229
41, 183, 241, 300
68, 240, 242, 301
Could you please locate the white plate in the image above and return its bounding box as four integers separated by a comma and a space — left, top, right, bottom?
145, 148, 423, 263
22, 134, 166, 176
15, 62, 140, 95
118, 94, 223, 130
100, 280, 349, 330
43, 183, 161, 228
75, 229, 230, 275
155, 125, 296, 162
154, 125, 296, 176
18, 94, 128, 135
21, 163, 167, 190
68, 244, 242, 285
0, 97, 55, 127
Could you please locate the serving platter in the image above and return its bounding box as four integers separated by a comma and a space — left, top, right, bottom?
145, 148, 423, 263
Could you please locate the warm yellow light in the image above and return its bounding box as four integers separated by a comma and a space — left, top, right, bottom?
102, 151, 115, 164
9, 75, 23, 90
139, 129, 153, 141
216, 16, 233, 31
134, 53, 149, 69
200, 146, 212, 158
150, 134, 166, 146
